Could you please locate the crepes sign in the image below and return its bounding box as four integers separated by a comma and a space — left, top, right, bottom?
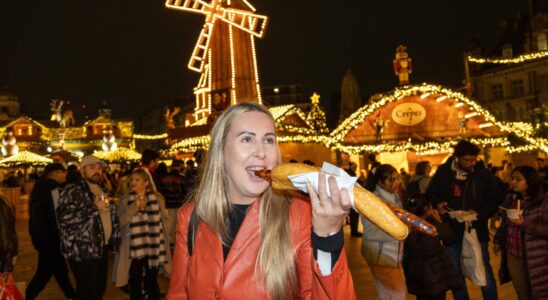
391, 102, 426, 126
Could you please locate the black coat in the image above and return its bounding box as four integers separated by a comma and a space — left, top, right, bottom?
0, 196, 17, 272
403, 218, 462, 296
427, 157, 500, 242
29, 177, 62, 251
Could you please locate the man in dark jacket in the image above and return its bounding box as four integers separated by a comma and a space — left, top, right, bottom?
26, 163, 76, 300
427, 140, 500, 300
57, 155, 120, 300
0, 193, 17, 272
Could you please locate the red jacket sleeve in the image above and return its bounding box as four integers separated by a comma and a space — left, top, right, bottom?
166, 204, 193, 300
293, 199, 356, 300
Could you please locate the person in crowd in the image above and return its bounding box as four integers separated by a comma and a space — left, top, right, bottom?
399, 168, 411, 193
183, 159, 199, 198
114, 168, 172, 300
167, 102, 356, 299
362, 164, 406, 299
534, 157, 548, 181
406, 161, 432, 199
494, 166, 548, 300
116, 162, 139, 199
403, 193, 461, 300
500, 162, 514, 186
0, 192, 17, 272
65, 163, 82, 186
26, 163, 76, 300
140, 149, 161, 188
367, 153, 380, 172
489, 166, 507, 231
346, 162, 361, 237
56, 155, 120, 300
159, 160, 186, 244
427, 140, 500, 300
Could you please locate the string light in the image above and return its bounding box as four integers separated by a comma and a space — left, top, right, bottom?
0, 150, 53, 167
467, 51, 548, 64
329, 84, 546, 154
436, 96, 447, 102
133, 133, 168, 140
167, 0, 268, 120
229, 24, 237, 103
93, 147, 142, 162
465, 112, 478, 119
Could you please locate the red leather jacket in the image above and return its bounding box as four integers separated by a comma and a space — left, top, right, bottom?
167, 197, 356, 299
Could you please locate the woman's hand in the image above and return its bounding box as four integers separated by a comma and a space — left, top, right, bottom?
306, 171, 352, 237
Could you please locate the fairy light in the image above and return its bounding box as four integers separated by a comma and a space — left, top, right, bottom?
250, 35, 262, 104
436, 96, 447, 102
133, 133, 168, 140
94, 147, 142, 162
478, 122, 493, 128
328, 84, 546, 154
465, 112, 478, 119
467, 51, 548, 65
455, 102, 464, 108
167, 0, 268, 120
419, 93, 430, 99
168, 83, 547, 155
229, 24, 237, 103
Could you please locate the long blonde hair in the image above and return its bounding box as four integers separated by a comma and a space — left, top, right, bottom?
195, 102, 297, 299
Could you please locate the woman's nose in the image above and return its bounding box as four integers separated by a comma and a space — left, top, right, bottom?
253, 143, 266, 159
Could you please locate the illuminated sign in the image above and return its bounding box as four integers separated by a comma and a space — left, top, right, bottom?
391, 102, 426, 126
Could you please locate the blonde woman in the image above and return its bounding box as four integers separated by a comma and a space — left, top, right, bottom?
167, 102, 356, 299
114, 168, 172, 300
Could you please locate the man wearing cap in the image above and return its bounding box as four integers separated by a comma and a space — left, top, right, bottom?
57, 155, 120, 300
27, 162, 76, 300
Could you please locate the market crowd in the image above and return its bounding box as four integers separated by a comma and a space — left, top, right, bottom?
0, 103, 546, 300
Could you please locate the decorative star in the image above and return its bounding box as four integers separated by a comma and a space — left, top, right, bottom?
310, 93, 320, 105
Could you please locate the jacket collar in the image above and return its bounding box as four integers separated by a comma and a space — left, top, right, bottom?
198, 198, 261, 270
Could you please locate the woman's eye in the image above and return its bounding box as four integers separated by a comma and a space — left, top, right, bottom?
241, 136, 251, 143
265, 137, 276, 144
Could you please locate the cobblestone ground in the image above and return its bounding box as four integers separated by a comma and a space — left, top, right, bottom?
12, 221, 517, 299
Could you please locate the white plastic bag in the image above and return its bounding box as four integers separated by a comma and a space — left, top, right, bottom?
461, 221, 487, 286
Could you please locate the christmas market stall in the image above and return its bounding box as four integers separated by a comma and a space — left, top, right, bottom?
329, 84, 547, 172
0, 150, 53, 168
0, 151, 54, 220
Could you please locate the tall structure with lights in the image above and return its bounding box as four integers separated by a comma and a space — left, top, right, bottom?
166, 0, 268, 122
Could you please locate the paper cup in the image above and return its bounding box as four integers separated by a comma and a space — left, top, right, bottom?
506, 209, 522, 221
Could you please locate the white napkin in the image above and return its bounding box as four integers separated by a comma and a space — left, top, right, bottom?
288, 162, 358, 209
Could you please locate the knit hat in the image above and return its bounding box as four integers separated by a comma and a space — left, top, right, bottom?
80, 155, 103, 169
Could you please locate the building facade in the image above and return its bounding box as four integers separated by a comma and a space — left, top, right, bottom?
466, 1, 548, 122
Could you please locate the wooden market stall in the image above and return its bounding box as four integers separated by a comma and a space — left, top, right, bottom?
330, 84, 547, 172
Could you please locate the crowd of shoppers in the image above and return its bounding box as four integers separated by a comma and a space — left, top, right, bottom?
1, 103, 546, 300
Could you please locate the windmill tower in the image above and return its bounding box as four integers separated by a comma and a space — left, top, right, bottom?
166, 0, 268, 122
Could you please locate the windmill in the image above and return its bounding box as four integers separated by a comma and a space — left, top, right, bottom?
166, 0, 268, 122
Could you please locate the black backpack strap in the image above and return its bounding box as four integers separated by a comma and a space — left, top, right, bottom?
187, 206, 198, 256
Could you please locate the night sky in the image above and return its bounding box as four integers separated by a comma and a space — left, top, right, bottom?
0, 0, 529, 121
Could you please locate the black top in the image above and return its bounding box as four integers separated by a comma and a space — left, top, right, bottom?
223, 204, 251, 260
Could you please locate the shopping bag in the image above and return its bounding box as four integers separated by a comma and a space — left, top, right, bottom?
0, 273, 24, 300
460, 221, 487, 286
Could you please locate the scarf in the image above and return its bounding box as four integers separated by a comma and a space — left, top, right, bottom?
451, 158, 469, 181
128, 192, 167, 267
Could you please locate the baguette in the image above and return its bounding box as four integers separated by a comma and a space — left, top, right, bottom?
269, 163, 409, 240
